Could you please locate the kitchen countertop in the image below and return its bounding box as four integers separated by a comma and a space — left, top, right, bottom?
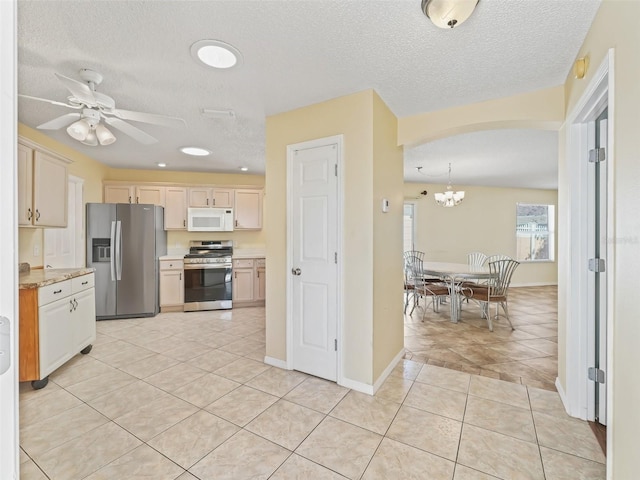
233, 249, 266, 259
160, 254, 186, 261
19, 268, 95, 290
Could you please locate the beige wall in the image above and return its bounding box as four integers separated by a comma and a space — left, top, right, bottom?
405, 183, 558, 286
398, 86, 565, 147
560, 1, 640, 476
372, 93, 405, 380
266, 90, 404, 386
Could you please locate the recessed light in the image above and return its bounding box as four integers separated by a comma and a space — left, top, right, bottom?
180, 147, 211, 156
157, 163, 167, 168
191, 40, 243, 69
240, 167, 248, 172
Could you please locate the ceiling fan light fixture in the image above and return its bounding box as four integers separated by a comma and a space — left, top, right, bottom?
95, 124, 116, 145
180, 146, 211, 156
66, 119, 90, 141
421, 0, 479, 29
80, 129, 98, 147
191, 40, 243, 69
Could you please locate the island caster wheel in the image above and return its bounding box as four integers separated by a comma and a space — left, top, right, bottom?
31, 377, 49, 390
80, 344, 93, 354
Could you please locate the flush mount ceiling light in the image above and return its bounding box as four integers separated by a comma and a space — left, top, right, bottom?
434, 163, 465, 207
180, 146, 211, 156
191, 40, 243, 69
239, 167, 248, 172
421, 0, 479, 29
157, 163, 167, 168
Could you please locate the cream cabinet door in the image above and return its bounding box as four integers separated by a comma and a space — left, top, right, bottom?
33, 151, 67, 227
38, 296, 74, 378
234, 189, 263, 230
104, 185, 134, 203
232, 268, 254, 302
160, 270, 184, 306
136, 185, 165, 206
255, 267, 266, 301
212, 188, 234, 208
17, 143, 34, 226
71, 287, 96, 352
188, 187, 212, 207
165, 187, 187, 229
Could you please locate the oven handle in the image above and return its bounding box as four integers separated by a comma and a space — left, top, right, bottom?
183, 263, 232, 270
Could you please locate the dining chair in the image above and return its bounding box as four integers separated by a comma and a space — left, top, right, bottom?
467, 251, 488, 267
460, 259, 520, 331
486, 254, 512, 263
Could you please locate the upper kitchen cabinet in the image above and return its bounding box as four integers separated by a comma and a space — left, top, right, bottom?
234, 189, 263, 230
188, 187, 234, 208
104, 183, 165, 206
164, 187, 187, 230
18, 141, 69, 228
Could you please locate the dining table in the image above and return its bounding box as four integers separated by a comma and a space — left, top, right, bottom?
421, 262, 497, 322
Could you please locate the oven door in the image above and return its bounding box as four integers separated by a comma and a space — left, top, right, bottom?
183, 263, 233, 311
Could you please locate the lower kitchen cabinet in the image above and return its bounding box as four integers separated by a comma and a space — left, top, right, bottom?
232, 258, 265, 307
19, 272, 96, 389
160, 259, 184, 311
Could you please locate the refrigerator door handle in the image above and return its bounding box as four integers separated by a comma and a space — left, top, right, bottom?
115, 220, 123, 281
110, 221, 116, 281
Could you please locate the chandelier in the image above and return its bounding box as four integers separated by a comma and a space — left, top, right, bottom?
434, 163, 465, 207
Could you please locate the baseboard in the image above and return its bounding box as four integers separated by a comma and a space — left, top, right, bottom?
372, 348, 406, 394
338, 377, 374, 395
264, 356, 289, 370
555, 377, 570, 415
338, 348, 405, 396
511, 282, 558, 288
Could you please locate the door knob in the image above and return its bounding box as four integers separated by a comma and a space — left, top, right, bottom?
291, 268, 301, 276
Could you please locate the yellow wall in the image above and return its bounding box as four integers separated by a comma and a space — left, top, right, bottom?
398, 86, 565, 147
561, 1, 640, 476
372, 92, 405, 380
266, 90, 387, 385
405, 183, 558, 286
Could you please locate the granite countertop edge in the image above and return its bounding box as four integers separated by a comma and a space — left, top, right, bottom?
19, 267, 96, 290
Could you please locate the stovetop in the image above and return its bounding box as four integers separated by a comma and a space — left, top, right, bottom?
184, 240, 233, 263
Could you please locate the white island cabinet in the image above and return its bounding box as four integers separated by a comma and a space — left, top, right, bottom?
19, 269, 96, 389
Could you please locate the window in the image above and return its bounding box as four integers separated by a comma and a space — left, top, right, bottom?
516, 203, 555, 261
403, 203, 415, 253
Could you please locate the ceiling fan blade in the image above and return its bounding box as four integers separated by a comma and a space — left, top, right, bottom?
36, 113, 82, 130
18, 94, 80, 109
109, 108, 186, 128
104, 117, 158, 145
54, 73, 96, 106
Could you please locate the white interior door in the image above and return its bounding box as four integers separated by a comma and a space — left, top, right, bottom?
288, 140, 339, 381
44, 176, 84, 268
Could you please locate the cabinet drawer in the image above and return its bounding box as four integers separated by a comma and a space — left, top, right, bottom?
233, 259, 254, 269
72, 273, 94, 293
255, 258, 266, 268
38, 280, 71, 306
160, 259, 184, 271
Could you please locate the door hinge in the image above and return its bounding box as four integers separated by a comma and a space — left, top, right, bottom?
588, 258, 606, 273
588, 147, 606, 163
334, 164, 337, 177
334, 339, 337, 351
588, 367, 606, 384
334, 252, 337, 264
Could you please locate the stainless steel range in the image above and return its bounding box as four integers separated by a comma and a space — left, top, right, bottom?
183, 240, 233, 311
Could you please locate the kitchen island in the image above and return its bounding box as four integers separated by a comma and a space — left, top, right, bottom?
19, 267, 96, 389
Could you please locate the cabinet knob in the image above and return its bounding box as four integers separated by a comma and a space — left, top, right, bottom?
27, 208, 32, 221
35, 209, 41, 221
128, 196, 132, 203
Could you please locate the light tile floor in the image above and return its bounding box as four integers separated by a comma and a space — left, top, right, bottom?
404, 286, 559, 391
20, 301, 604, 479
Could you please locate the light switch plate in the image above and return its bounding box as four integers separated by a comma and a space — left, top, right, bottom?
382, 198, 389, 213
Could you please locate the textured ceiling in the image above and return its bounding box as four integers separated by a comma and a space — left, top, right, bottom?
17, 0, 600, 185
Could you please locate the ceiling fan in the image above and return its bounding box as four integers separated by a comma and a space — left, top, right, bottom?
19, 68, 186, 146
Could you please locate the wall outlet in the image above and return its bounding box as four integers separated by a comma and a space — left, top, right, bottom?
33, 244, 40, 257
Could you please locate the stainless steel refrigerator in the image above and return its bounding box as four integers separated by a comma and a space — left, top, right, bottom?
86, 203, 167, 320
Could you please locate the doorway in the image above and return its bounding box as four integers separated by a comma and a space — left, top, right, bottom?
564, 50, 613, 465
44, 176, 84, 268
286, 135, 343, 382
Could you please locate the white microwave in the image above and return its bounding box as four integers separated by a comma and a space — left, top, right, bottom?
187, 207, 234, 232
